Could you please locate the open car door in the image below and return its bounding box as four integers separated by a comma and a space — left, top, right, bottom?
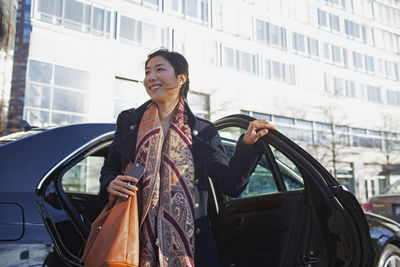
35, 130, 114, 266
212, 114, 375, 267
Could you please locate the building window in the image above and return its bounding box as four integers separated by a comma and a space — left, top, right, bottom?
345, 80, 356, 98
265, 59, 295, 85
291, 33, 320, 60
365, 55, 374, 73
333, 77, 344, 96
223, 47, 258, 75
118, 15, 168, 48
352, 128, 382, 149
187, 92, 210, 119
352, 51, 363, 70
344, 19, 366, 42
37, 0, 62, 24
256, 19, 287, 50
386, 90, 400, 106
385, 61, 399, 81
308, 37, 319, 58
331, 45, 342, 63
292, 32, 306, 54
170, 0, 208, 24
317, 9, 328, 28
24, 59, 90, 127
35, 0, 111, 38
324, 43, 347, 66
329, 13, 340, 32
366, 85, 381, 103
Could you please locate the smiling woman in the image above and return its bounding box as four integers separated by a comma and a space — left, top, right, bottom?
94, 48, 274, 267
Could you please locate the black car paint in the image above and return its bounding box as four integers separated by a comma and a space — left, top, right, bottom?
0, 119, 398, 266
0, 123, 115, 266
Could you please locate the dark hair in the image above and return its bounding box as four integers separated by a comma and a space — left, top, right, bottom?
145, 49, 190, 99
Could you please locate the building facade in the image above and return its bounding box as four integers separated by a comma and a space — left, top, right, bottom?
0, 0, 18, 135
7, 0, 400, 202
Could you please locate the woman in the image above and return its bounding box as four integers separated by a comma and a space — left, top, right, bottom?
99, 49, 275, 267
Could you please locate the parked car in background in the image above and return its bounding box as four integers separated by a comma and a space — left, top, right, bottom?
364, 180, 400, 223
0, 114, 399, 266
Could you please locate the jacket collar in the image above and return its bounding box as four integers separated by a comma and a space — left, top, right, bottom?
117, 99, 211, 171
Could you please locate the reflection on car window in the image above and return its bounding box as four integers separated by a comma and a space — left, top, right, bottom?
62, 156, 104, 194
239, 156, 278, 198
383, 180, 400, 194
219, 126, 304, 200
270, 147, 304, 190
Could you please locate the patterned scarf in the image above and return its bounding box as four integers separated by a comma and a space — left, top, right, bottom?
135, 99, 195, 267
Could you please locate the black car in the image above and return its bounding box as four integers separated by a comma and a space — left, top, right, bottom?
0, 114, 399, 266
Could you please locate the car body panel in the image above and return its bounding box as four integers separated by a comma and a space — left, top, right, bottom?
0, 124, 115, 266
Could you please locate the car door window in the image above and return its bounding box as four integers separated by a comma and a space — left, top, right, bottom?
62, 155, 104, 194
270, 146, 304, 190
219, 127, 303, 200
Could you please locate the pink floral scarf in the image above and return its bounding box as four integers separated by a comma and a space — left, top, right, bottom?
135, 99, 195, 267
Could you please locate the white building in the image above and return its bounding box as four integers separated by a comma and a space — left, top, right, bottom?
14, 0, 400, 202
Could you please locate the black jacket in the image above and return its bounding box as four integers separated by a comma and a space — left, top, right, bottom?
99, 100, 264, 266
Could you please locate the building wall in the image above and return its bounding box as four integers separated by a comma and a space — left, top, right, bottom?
0, 0, 18, 134
9, 0, 400, 202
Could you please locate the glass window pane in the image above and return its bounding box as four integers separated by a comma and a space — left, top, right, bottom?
308, 38, 319, 57
345, 80, 356, 97
25, 84, 51, 108
269, 24, 281, 46
223, 47, 234, 68
172, 0, 180, 12
272, 61, 281, 80
318, 9, 327, 27
285, 64, 295, 85
62, 156, 104, 194
54, 65, 89, 90
274, 116, 294, 125
28, 60, 52, 84
264, 59, 271, 79
324, 43, 330, 60
186, 0, 198, 17
38, 0, 62, 17
51, 112, 87, 124
64, 0, 84, 24
365, 56, 374, 72
120, 16, 136, 41
187, 92, 209, 119
93, 7, 104, 33
84, 5, 91, 28
329, 14, 340, 31
239, 52, 251, 72
52, 88, 88, 113
254, 112, 271, 121
332, 45, 341, 63
297, 34, 305, 52
24, 108, 50, 127
271, 146, 304, 190
334, 77, 344, 95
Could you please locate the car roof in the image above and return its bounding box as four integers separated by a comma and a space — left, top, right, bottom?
0, 123, 116, 193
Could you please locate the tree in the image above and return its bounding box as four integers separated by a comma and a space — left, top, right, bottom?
380, 112, 400, 186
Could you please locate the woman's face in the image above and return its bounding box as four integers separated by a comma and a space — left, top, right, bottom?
143, 55, 186, 104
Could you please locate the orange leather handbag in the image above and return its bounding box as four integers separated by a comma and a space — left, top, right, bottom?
80, 165, 139, 267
